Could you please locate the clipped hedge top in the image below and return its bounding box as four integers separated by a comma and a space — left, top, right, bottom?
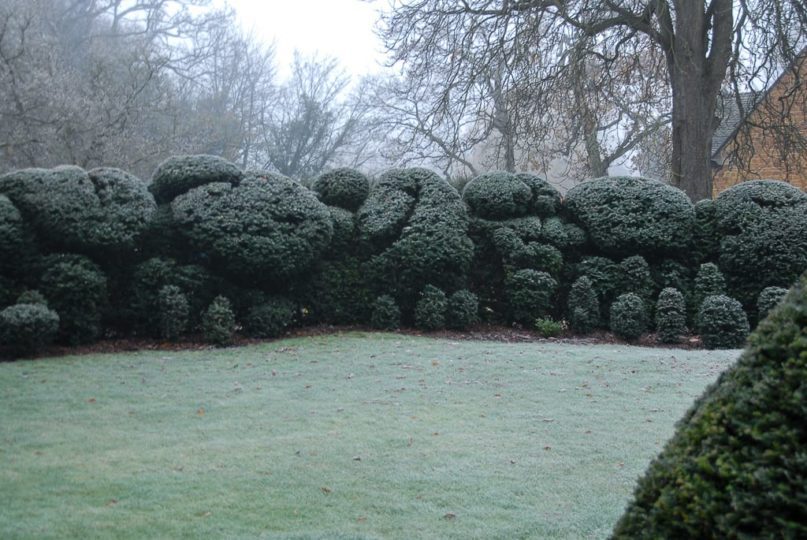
612, 271, 807, 537
171, 174, 332, 283
150, 154, 243, 204
564, 176, 694, 257
462, 172, 527, 220
0, 194, 24, 260
0, 166, 156, 253
714, 179, 807, 233
312, 168, 370, 211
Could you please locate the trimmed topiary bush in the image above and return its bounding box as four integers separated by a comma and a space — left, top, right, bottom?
414, 285, 447, 331
0, 166, 156, 254
301, 258, 371, 325
575, 256, 620, 321
201, 296, 236, 346
655, 288, 687, 344
462, 172, 533, 219
567, 276, 599, 334
651, 260, 692, 300
610, 293, 648, 341
128, 258, 216, 336
243, 297, 296, 338
0, 303, 59, 356
619, 255, 655, 301
370, 295, 400, 330
172, 175, 333, 284
696, 294, 750, 349
39, 254, 108, 345
150, 154, 242, 204
505, 269, 557, 325
446, 289, 479, 330
312, 168, 370, 211
714, 180, 807, 311
691, 262, 726, 321
157, 285, 189, 341
325, 206, 357, 257
612, 270, 807, 538
757, 286, 788, 320
564, 176, 694, 257
358, 169, 473, 311
0, 195, 28, 271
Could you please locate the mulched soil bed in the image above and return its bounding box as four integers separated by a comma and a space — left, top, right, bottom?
2, 324, 707, 361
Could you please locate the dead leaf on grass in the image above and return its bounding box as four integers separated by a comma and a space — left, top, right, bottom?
443, 513, 456, 520
87, 398, 96, 403
197, 407, 205, 416
321, 486, 332, 494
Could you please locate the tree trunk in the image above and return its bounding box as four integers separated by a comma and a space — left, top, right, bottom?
666, 0, 733, 201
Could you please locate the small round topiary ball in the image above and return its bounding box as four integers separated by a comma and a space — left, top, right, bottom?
414, 285, 448, 331
697, 294, 750, 349
0, 303, 59, 356
655, 287, 687, 344
370, 295, 401, 330
312, 168, 370, 212
609, 293, 648, 341
150, 154, 243, 204
446, 289, 479, 330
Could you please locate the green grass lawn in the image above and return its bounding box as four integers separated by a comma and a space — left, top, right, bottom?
0, 333, 738, 539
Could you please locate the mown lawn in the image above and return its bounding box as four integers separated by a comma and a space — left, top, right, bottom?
0, 333, 738, 539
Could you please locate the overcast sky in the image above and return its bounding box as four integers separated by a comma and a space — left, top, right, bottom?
226, 0, 388, 78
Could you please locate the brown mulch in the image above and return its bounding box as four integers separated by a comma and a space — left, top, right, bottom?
2, 323, 706, 362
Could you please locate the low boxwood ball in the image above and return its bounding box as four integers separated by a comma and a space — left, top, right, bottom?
462, 171, 533, 220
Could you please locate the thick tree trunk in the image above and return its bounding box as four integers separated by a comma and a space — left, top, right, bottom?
666, 0, 733, 201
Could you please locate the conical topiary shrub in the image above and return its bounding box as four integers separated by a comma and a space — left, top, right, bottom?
611, 270, 807, 538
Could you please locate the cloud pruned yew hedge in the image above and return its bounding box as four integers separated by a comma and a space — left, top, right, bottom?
150, 154, 242, 204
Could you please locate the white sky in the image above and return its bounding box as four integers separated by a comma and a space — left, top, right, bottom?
226, 0, 388, 78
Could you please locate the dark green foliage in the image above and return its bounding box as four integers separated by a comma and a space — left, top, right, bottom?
655, 288, 687, 344
564, 176, 694, 257
691, 263, 726, 321
414, 285, 447, 331
0, 303, 59, 356
651, 260, 691, 300
243, 297, 296, 338
150, 154, 242, 204
301, 258, 370, 325
609, 293, 648, 341
757, 286, 788, 320
446, 289, 479, 330
16, 289, 47, 306
493, 228, 563, 276
172, 175, 333, 284
0, 195, 27, 271
157, 285, 189, 341
358, 169, 473, 310
692, 199, 719, 263
539, 216, 587, 252
567, 276, 599, 334
575, 256, 620, 320
534, 317, 564, 337
505, 269, 557, 324
619, 255, 655, 300
0, 166, 156, 254
0, 274, 19, 308
462, 172, 533, 219
370, 295, 400, 330
498, 216, 543, 242
697, 295, 750, 349
325, 206, 356, 257
714, 181, 807, 310
312, 168, 370, 211
515, 173, 562, 217
128, 258, 216, 335
39, 254, 108, 345
612, 271, 807, 538
201, 296, 236, 346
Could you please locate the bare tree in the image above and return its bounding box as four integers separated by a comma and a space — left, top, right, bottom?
376, 1, 807, 200
256, 53, 368, 180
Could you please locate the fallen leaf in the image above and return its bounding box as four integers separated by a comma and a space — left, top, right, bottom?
443, 513, 456, 520
272, 370, 277, 376
432, 360, 439, 366
544, 445, 552, 451
321, 486, 332, 494
352, 456, 362, 461
87, 398, 96, 404
195, 511, 211, 517
357, 516, 367, 523
197, 407, 205, 416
